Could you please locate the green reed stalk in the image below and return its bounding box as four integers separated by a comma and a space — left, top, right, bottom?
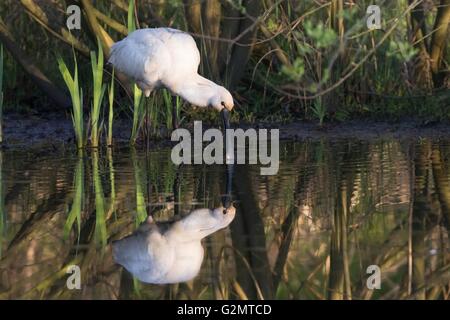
312, 98, 326, 127
127, 0, 146, 144
107, 69, 115, 147
57, 53, 84, 149
130, 84, 144, 145
90, 40, 106, 148
174, 96, 181, 127
127, 0, 136, 33
163, 89, 173, 131
162, 90, 182, 135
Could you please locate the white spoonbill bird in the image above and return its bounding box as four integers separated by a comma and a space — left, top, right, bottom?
113, 206, 236, 284
108, 27, 234, 131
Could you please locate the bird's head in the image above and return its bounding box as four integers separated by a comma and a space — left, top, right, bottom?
175, 206, 236, 240
212, 86, 234, 112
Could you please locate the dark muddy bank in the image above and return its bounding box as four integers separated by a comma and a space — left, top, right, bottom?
2, 113, 450, 151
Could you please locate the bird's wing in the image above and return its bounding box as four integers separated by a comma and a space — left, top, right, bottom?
109, 28, 202, 94
109, 30, 169, 85
152, 28, 201, 78
113, 227, 175, 283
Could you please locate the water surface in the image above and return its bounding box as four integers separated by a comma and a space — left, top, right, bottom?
0, 138, 449, 300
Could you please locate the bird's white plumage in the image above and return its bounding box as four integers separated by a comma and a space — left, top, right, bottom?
108, 28, 234, 111
109, 28, 200, 95
112, 206, 236, 284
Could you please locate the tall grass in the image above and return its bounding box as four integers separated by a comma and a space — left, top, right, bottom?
57, 53, 84, 149
126, 0, 145, 144
90, 40, 106, 148
0, 44, 3, 144
2, 1, 449, 124
163, 89, 182, 133
146, 97, 159, 138
127, 0, 136, 32
107, 69, 115, 147
130, 85, 144, 145
311, 98, 326, 127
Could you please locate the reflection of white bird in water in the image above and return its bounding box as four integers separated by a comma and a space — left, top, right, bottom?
108, 27, 234, 130
112, 206, 236, 284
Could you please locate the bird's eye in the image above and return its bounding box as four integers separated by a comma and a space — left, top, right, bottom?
221, 101, 226, 107
223, 209, 227, 215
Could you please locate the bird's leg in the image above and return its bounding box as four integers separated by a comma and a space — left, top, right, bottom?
221, 109, 230, 131
145, 141, 153, 218
221, 164, 234, 209
173, 163, 183, 217
145, 98, 150, 150
172, 95, 179, 130
221, 109, 232, 163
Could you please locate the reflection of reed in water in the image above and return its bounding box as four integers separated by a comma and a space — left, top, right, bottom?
92, 150, 107, 247
63, 151, 84, 240
0, 140, 449, 299
327, 178, 352, 300
131, 148, 147, 226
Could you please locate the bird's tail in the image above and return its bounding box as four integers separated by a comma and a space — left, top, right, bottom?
112, 234, 140, 266
108, 39, 143, 82
107, 40, 123, 67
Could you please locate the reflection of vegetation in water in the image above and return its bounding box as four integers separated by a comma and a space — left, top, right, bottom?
328, 178, 352, 300
63, 152, 84, 241
131, 148, 147, 225
107, 70, 115, 147
0, 140, 449, 299
89, 40, 106, 149
107, 149, 116, 220
92, 150, 107, 247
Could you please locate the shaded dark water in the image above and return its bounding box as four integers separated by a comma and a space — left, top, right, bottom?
0, 138, 449, 300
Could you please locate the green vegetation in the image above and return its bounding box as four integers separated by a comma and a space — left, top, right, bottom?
0, 1, 448, 301
163, 90, 182, 132
127, 0, 147, 145
89, 40, 106, 148
311, 98, 327, 127
130, 84, 144, 145
92, 150, 107, 246
131, 148, 148, 226
0, 0, 446, 139
107, 69, 115, 147
63, 152, 84, 240
1, 140, 449, 300
57, 53, 84, 149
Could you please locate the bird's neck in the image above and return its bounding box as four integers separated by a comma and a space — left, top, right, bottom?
171, 74, 218, 108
